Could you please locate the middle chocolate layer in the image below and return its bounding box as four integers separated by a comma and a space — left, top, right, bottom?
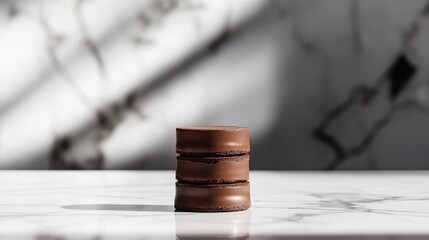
176, 154, 249, 184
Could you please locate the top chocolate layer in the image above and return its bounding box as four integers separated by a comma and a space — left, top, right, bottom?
176, 126, 250, 156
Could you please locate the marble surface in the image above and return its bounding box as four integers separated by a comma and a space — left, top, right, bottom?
0, 171, 428, 239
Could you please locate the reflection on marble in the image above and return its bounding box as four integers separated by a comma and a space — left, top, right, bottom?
175, 210, 250, 239
0, 171, 429, 239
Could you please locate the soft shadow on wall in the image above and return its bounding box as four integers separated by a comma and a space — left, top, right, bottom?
1, 0, 429, 170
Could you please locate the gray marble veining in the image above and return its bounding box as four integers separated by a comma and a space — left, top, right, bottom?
1, 0, 429, 170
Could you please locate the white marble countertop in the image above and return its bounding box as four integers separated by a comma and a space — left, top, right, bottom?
1, 171, 429, 239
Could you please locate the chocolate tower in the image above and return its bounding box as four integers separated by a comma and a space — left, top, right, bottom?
175, 126, 251, 212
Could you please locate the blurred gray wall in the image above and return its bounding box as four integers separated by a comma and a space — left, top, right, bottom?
1, 0, 429, 170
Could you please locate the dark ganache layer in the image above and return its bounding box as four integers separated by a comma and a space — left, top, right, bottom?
176, 154, 249, 184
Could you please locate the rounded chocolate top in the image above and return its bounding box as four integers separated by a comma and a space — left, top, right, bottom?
176, 126, 250, 155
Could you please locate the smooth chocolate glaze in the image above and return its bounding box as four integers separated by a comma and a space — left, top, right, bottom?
176, 154, 249, 184
176, 126, 250, 156
175, 181, 251, 212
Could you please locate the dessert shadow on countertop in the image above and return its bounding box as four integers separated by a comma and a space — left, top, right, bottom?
62, 204, 175, 212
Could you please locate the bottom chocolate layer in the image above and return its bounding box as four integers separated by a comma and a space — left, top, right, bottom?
175, 182, 251, 212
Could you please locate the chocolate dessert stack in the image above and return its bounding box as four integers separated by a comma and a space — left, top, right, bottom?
175, 126, 251, 212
